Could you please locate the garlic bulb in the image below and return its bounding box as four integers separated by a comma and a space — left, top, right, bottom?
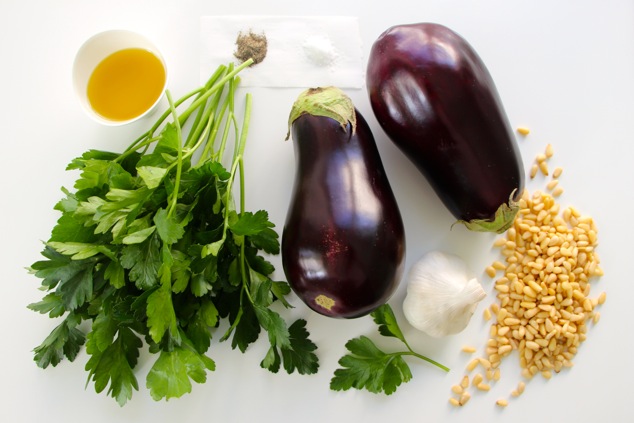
402, 250, 486, 338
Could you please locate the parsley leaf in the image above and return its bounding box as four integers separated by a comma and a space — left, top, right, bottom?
74, 159, 124, 191
330, 304, 448, 395
30, 246, 87, 290
226, 298, 261, 352
153, 208, 185, 245
372, 301, 407, 342
66, 150, 120, 170
33, 314, 85, 368
229, 210, 275, 236
330, 336, 412, 394
104, 260, 126, 289
47, 241, 116, 261
146, 266, 180, 344
56, 259, 95, 311
138, 166, 168, 189
185, 300, 218, 354
280, 319, 319, 375
27, 293, 65, 318
120, 234, 162, 289
146, 342, 215, 401
50, 212, 97, 243
85, 325, 142, 406
254, 305, 291, 350
249, 227, 280, 255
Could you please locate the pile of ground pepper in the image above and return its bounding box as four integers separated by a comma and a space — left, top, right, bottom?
234, 30, 268, 66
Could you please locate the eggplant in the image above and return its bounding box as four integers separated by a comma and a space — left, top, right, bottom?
282, 87, 405, 318
367, 23, 524, 233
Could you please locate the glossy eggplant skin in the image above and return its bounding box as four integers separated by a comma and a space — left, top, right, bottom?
367, 23, 524, 233
282, 94, 405, 319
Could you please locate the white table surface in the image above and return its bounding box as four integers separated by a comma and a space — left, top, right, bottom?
2, 1, 633, 422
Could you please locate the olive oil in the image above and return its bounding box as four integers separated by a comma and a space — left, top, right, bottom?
87, 48, 166, 122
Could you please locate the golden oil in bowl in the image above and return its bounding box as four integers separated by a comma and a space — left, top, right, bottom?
73, 30, 168, 126
87, 48, 166, 122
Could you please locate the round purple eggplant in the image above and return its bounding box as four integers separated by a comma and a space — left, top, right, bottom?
367, 23, 524, 233
282, 87, 405, 319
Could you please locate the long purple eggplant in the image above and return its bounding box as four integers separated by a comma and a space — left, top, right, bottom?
282, 87, 405, 318
367, 23, 524, 233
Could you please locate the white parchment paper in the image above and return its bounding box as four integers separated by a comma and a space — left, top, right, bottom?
200, 16, 364, 88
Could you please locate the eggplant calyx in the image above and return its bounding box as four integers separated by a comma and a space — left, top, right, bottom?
285, 86, 357, 140
456, 196, 520, 234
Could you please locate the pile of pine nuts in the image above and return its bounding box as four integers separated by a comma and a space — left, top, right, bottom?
450, 141, 605, 408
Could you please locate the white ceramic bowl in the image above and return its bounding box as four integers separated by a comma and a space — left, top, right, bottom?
72, 29, 168, 126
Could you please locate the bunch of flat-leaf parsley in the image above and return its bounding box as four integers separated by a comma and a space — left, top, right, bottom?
27, 61, 318, 406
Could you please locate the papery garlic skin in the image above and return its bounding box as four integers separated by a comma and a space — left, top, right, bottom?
402, 251, 486, 338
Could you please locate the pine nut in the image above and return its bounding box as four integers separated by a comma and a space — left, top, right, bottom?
545, 144, 554, 158
459, 392, 471, 406
492, 260, 506, 270
521, 368, 533, 379
486, 266, 497, 278
498, 326, 510, 336
517, 127, 531, 135
477, 383, 491, 392
462, 345, 477, 354
483, 307, 492, 321
496, 399, 509, 407
546, 180, 558, 191
461, 375, 469, 389
498, 345, 513, 355
504, 317, 521, 326
530, 164, 538, 179
495, 284, 510, 293
479, 358, 492, 370
494, 237, 507, 247
472, 373, 483, 387
526, 341, 540, 351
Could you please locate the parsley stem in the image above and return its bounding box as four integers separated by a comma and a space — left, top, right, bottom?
165, 90, 184, 218
186, 79, 227, 152
398, 327, 449, 372
121, 87, 205, 157
216, 112, 236, 165
178, 60, 252, 127
236, 93, 252, 163
184, 66, 228, 148
148, 64, 228, 143
216, 76, 239, 164
401, 351, 450, 372
196, 96, 230, 166
235, 94, 253, 311
119, 60, 251, 161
